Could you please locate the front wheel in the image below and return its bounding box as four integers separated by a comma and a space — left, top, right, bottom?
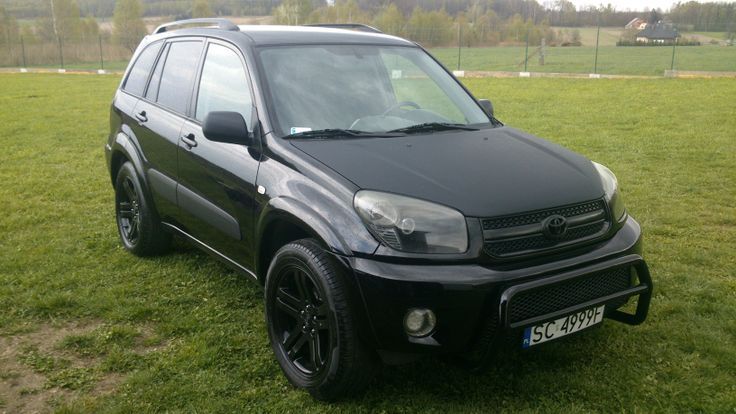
265, 239, 378, 400
114, 162, 171, 256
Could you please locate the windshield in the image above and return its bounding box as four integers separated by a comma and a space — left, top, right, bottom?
257, 45, 491, 137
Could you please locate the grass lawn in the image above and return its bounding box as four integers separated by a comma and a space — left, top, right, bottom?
0, 73, 735, 412
551, 26, 623, 47
430, 44, 736, 75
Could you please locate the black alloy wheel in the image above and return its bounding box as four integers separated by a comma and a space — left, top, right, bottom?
265, 239, 378, 400
117, 175, 141, 246
114, 162, 171, 256
272, 263, 333, 376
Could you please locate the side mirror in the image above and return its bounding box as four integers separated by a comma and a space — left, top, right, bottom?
202, 111, 253, 146
478, 99, 494, 117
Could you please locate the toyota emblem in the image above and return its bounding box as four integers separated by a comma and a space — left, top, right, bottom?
542, 214, 568, 239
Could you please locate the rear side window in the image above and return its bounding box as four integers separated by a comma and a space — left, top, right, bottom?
145, 43, 169, 102
123, 42, 162, 97
157, 41, 204, 115
195, 43, 253, 126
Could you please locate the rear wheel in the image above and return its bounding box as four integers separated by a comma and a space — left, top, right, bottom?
114, 162, 171, 256
265, 239, 378, 400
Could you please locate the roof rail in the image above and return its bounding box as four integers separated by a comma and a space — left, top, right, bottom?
303, 24, 383, 34
153, 18, 240, 35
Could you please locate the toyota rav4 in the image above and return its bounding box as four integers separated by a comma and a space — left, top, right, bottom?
105, 19, 652, 400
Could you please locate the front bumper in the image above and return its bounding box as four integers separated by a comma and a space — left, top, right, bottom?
347, 216, 652, 356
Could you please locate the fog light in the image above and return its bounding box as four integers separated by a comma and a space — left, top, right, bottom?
403, 308, 436, 337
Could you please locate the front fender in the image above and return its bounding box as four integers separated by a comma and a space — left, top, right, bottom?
257, 196, 354, 256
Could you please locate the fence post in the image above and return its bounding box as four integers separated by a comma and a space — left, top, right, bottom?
58, 37, 65, 69
20, 36, 27, 68
593, 21, 600, 74
457, 24, 461, 70
670, 39, 676, 71
99, 35, 104, 70
524, 30, 529, 72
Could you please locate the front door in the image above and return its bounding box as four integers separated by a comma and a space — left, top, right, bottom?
176, 40, 261, 269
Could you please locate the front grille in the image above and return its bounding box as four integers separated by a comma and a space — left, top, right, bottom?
482, 199, 610, 258
483, 200, 605, 230
508, 266, 631, 323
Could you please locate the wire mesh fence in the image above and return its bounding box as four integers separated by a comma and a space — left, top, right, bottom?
1, 35, 132, 71
1, 28, 734, 76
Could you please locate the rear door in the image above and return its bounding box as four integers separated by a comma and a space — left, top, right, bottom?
176, 40, 260, 268
128, 39, 205, 221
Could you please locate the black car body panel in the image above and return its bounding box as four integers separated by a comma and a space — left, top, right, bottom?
105, 23, 651, 366
290, 126, 603, 217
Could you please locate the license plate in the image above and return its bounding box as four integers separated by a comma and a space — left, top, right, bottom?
522, 305, 605, 349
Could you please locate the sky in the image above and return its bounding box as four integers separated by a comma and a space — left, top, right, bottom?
567, 0, 705, 11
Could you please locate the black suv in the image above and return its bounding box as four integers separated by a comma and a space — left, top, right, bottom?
105, 19, 652, 400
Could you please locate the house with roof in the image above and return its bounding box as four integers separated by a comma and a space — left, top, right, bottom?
636, 22, 679, 44
625, 18, 647, 30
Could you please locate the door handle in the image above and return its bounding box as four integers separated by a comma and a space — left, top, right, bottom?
181, 133, 197, 148
135, 110, 148, 123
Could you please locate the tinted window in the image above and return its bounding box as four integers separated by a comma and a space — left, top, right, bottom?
258, 45, 489, 136
195, 44, 252, 125
157, 41, 204, 115
145, 43, 169, 102
123, 42, 162, 96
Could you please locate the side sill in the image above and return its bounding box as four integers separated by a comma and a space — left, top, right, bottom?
162, 222, 258, 282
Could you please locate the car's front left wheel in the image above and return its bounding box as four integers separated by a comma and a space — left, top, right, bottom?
265, 239, 378, 401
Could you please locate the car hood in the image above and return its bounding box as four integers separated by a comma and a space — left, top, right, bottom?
290, 127, 604, 217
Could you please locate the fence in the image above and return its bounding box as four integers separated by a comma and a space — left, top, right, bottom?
1, 29, 734, 77
1, 35, 133, 71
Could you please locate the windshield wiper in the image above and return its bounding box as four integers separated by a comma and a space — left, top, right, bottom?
284, 129, 402, 139
388, 122, 479, 134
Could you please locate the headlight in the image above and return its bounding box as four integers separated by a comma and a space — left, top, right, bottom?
354, 191, 468, 254
592, 162, 626, 221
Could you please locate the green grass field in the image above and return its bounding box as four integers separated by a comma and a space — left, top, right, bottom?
430, 44, 736, 75
1, 74, 735, 412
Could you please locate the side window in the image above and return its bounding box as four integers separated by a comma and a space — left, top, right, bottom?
157, 41, 204, 115
145, 43, 169, 102
123, 42, 162, 96
195, 43, 253, 127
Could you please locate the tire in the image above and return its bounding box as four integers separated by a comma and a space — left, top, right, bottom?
114, 162, 171, 256
265, 239, 378, 401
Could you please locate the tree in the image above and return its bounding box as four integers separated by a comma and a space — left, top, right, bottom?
36, 0, 82, 42
0, 6, 20, 47
113, 0, 146, 52
273, 0, 314, 25
80, 15, 99, 42
192, 0, 214, 18
648, 9, 661, 24
372, 4, 405, 36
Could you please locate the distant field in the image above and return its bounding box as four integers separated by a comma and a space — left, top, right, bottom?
551, 26, 623, 47
431, 44, 736, 75
0, 73, 735, 412
687, 31, 728, 40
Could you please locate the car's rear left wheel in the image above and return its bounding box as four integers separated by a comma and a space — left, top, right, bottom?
114, 162, 171, 256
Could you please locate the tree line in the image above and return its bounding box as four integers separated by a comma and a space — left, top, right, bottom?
1, 0, 733, 53
0, 0, 221, 53
274, 1, 590, 47
670, 1, 736, 32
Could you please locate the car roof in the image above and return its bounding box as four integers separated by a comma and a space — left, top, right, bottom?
152, 24, 416, 47
238, 25, 414, 46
